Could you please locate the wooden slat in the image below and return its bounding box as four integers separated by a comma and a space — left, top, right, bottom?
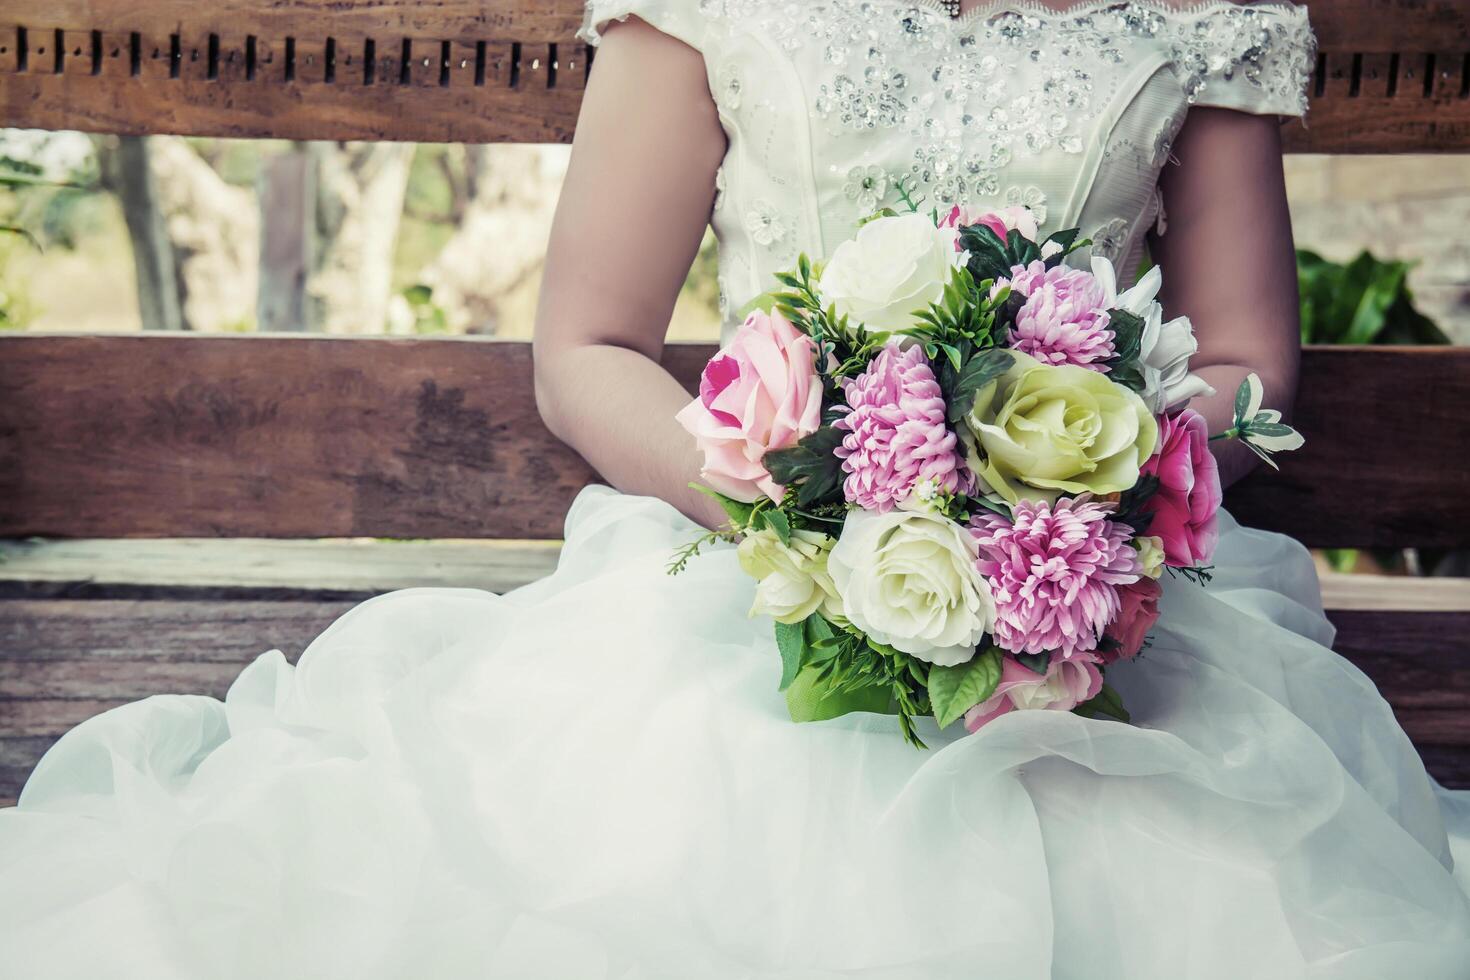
1309, 0, 1470, 51
1, 598, 1465, 802
1, 1, 1468, 151
4, 538, 1467, 610
0, 537, 565, 599
0, 334, 704, 540
10, 0, 1453, 53
1225, 346, 1470, 549
3, 336, 1469, 547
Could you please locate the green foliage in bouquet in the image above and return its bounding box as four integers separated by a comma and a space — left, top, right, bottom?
959, 224, 1084, 284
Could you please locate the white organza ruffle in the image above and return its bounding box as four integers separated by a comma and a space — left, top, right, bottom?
2, 485, 1468, 979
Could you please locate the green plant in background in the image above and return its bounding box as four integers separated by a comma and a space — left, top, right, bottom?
401, 283, 452, 334
1296, 249, 1451, 574
1297, 249, 1449, 346
1, 154, 95, 329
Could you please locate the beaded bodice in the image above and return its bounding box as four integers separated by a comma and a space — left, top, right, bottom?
580, 1, 1315, 340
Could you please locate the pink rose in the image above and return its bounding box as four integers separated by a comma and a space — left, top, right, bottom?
1140, 409, 1222, 568
676, 309, 824, 504
1103, 578, 1162, 665
941, 204, 1041, 249
963, 655, 1103, 733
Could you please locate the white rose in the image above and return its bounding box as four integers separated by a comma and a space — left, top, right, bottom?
1092, 259, 1215, 414
817, 213, 959, 333
827, 509, 995, 666
738, 528, 844, 625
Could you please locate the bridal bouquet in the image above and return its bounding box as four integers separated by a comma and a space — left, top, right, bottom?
673, 197, 1303, 745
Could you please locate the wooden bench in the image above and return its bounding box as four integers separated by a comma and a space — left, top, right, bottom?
2, 1, 1469, 804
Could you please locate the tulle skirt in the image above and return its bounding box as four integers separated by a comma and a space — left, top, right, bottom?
2, 486, 1468, 979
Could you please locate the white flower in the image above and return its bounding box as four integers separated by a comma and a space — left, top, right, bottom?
1092, 258, 1215, 414
745, 202, 788, 248
1003, 185, 1048, 226
1134, 535, 1166, 579
817, 213, 960, 333
1235, 373, 1305, 461
1090, 217, 1131, 262
844, 165, 890, 213
828, 509, 996, 666
738, 528, 844, 626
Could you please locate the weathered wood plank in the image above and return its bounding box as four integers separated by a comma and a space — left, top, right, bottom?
0, 334, 705, 540
4, 538, 1465, 610
1, 598, 1465, 800
2, 1, 1468, 150
6, 0, 585, 45
0, 69, 587, 145
1225, 346, 1470, 549
0, 537, 563, 599
3, 336, 1468, 547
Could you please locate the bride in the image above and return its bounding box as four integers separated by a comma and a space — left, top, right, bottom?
3, 2, 1468, 976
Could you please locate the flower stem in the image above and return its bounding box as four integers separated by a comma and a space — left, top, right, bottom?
1209, 427, 1239, 443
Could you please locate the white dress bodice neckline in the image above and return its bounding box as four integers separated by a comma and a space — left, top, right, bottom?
580, 0, 1315, 340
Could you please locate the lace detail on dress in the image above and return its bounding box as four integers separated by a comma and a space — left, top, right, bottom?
677, 1, 1311, 202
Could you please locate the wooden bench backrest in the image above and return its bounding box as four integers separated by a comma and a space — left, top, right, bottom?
1, 336, 1468, 547
2, 0, 1469, 151
0, 0, 1468, 546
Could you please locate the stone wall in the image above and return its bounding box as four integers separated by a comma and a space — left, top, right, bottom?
1284, 155, 1470, 343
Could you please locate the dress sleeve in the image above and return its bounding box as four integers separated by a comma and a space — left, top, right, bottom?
1169, 2, 1316, 117
578, 0, 710, 55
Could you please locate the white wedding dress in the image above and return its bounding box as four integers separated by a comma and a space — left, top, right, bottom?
3, 2, 1469, 977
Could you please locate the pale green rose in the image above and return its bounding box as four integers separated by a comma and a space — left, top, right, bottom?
738, 528, 844, 625
1134, 535, 1166, 579
963, 350, 1158, 504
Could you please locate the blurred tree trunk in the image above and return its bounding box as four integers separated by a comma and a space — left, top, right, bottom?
257, 145, 311, 332
309, 142, 415, 334
257, 142, 414, 334
98, 136, 183, 332
414, 145, 565, 335
98, 135, 258, 332
149, 137, 259, 332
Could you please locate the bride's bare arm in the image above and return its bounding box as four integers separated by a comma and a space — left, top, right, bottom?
534, 18, 727, 529
1151, 107, 1301, 487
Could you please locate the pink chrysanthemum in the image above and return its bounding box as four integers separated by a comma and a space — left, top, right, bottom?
970, 496, 1141, 660
833, 344, 970, 512
1000, 261, 1115, 371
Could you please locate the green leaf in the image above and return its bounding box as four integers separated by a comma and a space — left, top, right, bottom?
775, 620, 806, 691
762, 426, 846, 507
1073, 683, 1130, 723
1015, 651, 1051, 676
946, 348, 1014, 425
1113, 473, 1160, 536
1041, 228, 1081, 265
804, 613, 836, 647
1108, 363, 1146, 394
1233, 377, 1253, 424
785, 666, 893, 722
959, 224, 1013, 282
929, 647, 1003, 729
690, 484, 756, 529
1106, 309, 1146, 367
0, 225, 41, 251
759, 507, 793, 545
